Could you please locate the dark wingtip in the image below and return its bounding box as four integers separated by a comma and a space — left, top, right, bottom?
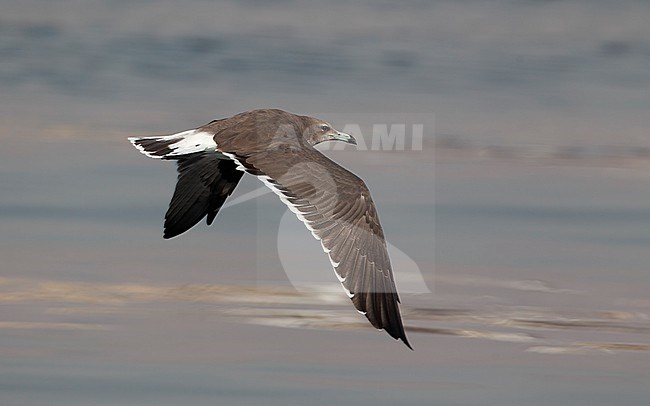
401, 335, 414, 350
162, 229, 181, 239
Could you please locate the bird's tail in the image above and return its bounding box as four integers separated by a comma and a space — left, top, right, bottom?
128, 129, 217, 159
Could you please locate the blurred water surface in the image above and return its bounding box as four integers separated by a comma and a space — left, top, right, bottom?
1, 1, 650, 405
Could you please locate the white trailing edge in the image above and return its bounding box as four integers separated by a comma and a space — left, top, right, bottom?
221, 154, 354, 300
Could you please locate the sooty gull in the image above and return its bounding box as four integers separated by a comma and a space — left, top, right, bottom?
128, 109, 412, 349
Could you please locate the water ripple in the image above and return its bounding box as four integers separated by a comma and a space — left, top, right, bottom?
1, 277, 649, 354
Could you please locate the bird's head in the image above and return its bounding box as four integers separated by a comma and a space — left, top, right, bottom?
302, 117, 357, 147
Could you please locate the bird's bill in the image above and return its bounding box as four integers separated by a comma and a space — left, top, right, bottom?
334, 131, 357, 145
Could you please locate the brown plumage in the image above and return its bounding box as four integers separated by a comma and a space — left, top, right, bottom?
129, 109, 412, 349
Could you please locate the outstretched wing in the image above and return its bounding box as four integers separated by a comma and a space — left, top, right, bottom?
236, 146, 411, 349
164, 153, 243, 239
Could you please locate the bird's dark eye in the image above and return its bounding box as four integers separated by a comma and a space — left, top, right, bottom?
320, 124, 330, 132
